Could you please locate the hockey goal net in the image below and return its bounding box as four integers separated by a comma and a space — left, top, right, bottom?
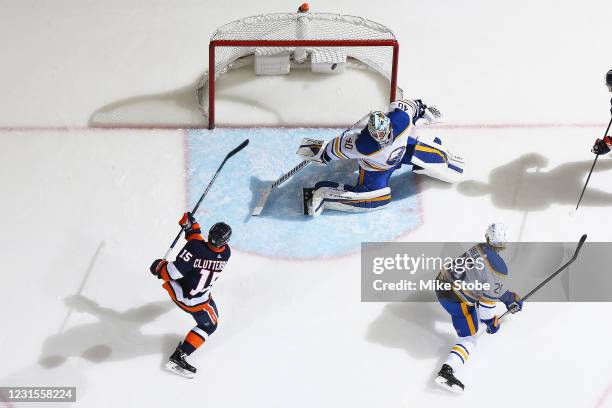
196, 4, 402, 129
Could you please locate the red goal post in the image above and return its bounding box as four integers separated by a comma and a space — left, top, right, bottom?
197, 8, 402, 129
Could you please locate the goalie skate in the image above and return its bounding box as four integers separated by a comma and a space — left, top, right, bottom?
302, 188, 314, 215
434, 364, 464, 393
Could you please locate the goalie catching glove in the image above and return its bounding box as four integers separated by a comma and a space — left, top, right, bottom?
390, 99, 443, 126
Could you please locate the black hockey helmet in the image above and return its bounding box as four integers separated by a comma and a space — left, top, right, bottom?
208, 222, 232, 247
606, 69, 612, 92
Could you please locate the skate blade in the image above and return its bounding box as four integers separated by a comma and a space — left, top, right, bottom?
165, 361, 195, 379
434, 375, 464, 394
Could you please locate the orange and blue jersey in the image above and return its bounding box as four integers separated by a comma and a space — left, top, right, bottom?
156, 233, 231, 313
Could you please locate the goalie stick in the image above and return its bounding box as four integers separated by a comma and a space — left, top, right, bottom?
251, 160, 310, 216
499, 233, 587, 320
251, 112, 371, 216
162, 139, 249, 259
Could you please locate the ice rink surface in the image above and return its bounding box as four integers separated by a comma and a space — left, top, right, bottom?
1, 0, 612, 407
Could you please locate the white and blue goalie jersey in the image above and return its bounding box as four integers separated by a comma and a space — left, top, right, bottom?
323, 100, 420, 172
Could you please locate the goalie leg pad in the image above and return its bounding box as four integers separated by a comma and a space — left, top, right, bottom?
307, 181, 391, 216
410, 138, 464, 183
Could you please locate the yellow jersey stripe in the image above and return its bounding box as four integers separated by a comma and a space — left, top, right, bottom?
460, 303, 476, 336
415, 144, 446, 161
341, 195, 391, 204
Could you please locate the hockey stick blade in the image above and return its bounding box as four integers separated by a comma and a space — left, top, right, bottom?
499, 234, 587, 320
251, 160, 310, 216
163, 139, 249, 259
251, 185, 272, 216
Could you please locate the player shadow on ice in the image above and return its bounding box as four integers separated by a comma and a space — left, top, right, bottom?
248, 160, 451, 220
457, 152, 612, 210
366, 300, 459, 395
38, 295, 180, 371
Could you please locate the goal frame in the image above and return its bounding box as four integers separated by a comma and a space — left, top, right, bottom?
207, 39, 400, 129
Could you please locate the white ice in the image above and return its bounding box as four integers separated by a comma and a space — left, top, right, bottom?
1, 0, 612, 407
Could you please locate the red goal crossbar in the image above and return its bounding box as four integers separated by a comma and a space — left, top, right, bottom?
207, 39, 400, 129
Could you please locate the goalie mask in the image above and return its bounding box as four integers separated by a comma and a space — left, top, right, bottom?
368, 111, 392, 146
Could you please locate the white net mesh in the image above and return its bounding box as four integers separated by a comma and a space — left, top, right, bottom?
196, 12, 403, 126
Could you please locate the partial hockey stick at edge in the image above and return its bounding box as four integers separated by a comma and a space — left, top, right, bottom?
499, 233, 588, 321
576, 103, 612, 211
162, 139, 249, 259
575, 153, 600, 211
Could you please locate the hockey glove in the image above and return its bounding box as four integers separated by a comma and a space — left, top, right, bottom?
297, 138, 330, 165
592, 137, 611, 155
500, 291, 523, 314
482, 315, 500, 334
319, 150, 332, 165
421, 105, 443, 125
150, 259, 168, 278
178, 212, 201, 239
413, 100, 443, 126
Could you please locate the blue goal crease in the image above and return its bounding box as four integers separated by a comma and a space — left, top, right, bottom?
187, 128, 422, 259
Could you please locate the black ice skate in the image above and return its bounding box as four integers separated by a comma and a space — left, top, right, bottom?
434, 364, 464, 393
302, 188, 314, 215
165, 344, 196, 379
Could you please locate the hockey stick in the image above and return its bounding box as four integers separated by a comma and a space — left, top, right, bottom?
251, 159, 310, 216
499, 234, 587, 320
575, 154, 600, 211
251, 112, 371, 216
163, 138, 249, 259
576, 98, 612, 211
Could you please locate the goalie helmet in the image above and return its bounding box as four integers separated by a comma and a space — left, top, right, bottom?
208, 222, 232, 247
606, 69, 612, 92
485, 223, 508, 248
368, 111, 393, 146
